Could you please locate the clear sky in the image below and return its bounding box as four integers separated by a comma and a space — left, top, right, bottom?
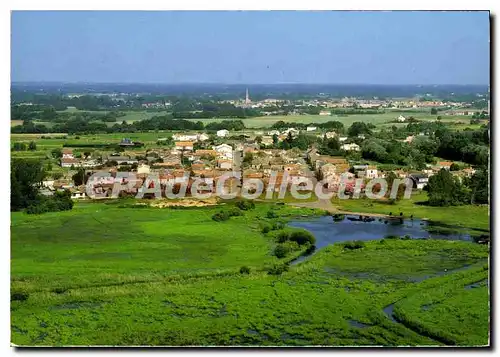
11, 11, 490, 85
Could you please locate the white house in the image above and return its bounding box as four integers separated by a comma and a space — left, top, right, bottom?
366, 166, 378, 179
282, 128, 299, 137
61, 158, 80, 168
137, 164, 151, 174
217, 129, 229, 137
341, 143, 361, 152
62, 148, 74, 159
319, 110, 331, 116
306, 126, 317, 132
267, 130, 280, 136
172, 133, 198, 142
217, 159, 233, 170
409, 173, 429, 189
338, 137, 348, 142
397, 115, 406, 122
198, 133, 210, 141
213, 144, 233, 160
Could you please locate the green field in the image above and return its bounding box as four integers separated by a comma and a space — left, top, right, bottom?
332, 192, 489, 231
11, 201, 490, 346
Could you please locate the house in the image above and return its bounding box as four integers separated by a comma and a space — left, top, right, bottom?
172, 133, 199, 142
174, 141, 194, 151
341, 143, 361, 152
62, 148, 74, 159
267, 130, 280, 136
260, 136, 274, 146
409, 173, 429, 189
306, 126, 317, 132
319, 110, 331, 116
213, 144, 233, 160
194, 149, 217, 158
324, 132, 337, 139
397, 115, 406, 122
357, 134, 366, 140
338, 137, 348, 142
70, 187, 87, 199
404, 135, 415, 143
137, 164, 150, 174
366, 165, 378, 179
217, 129, 229, 137
61, 158, 80, 168
217, 159, 233, 170
282, 128, 299, 138
437, 161, 453, 170
198, 133, 210, 141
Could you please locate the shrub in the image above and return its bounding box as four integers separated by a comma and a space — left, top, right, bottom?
52, 287, 67, 294
274, 244, 288, 259
343, 240, 366, 250
276, 230, 290, 243
384, 235, 399, 240
11, 291, 29, 302
289, 230, 316, 246
261, 223, 272, 234
235, 199, 255, 211
267, 263, 289, 275
304, 244, 316, 255
212, 211, 230, 222
239, 266, 251, 274
266, 210, 278, 219
227, 208, 243, 217
271, 220, 285, 231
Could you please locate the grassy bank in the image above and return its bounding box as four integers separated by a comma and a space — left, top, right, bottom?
332, 191, 489, 231
11, 202, 490, 346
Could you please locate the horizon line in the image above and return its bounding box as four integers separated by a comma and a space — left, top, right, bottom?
11, 81, 489, 87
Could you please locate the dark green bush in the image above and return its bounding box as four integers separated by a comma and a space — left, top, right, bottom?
289, 230, 316, 246
239, 266, 251, 274
235, 199, 255, 211
343, 240, 366, 250
274, 244, 288, 259
266, 210, 278, 219
276, 230, 290, 243
11, 291, 29, 302
261, 223, 272, 234
212, 211, 230, 222
267, 263, 289, 275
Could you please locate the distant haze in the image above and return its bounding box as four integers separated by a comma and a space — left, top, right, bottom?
11, 11, 490, 85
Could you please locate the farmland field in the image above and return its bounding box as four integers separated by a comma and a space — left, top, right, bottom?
11, 201, 490, 346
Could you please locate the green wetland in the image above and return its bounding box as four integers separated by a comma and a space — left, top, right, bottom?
11, 201, 490, 346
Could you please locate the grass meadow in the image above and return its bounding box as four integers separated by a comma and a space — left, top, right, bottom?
11, 200, 490, 346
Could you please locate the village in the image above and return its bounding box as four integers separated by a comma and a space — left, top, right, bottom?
40, 125, 478, 200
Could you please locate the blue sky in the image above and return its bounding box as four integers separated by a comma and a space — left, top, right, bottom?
11, 11, 490, 84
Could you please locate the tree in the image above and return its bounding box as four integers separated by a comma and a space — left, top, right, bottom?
11, 159, 46, 211
464, 169, 489, 204
450, 163, 460, 171
348, 122, 372, 137
72, 168, 88, 186
51, 148, 63, 159
28, 141, 37, 151
12, 142, 27, 151
424, 169, 469, 206
431, 108, 438, 115
272, 134, 279, 146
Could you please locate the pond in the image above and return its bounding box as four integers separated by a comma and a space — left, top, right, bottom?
289, 215, 478, 250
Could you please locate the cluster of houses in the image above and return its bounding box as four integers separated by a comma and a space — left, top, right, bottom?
52, 128, 478, 200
